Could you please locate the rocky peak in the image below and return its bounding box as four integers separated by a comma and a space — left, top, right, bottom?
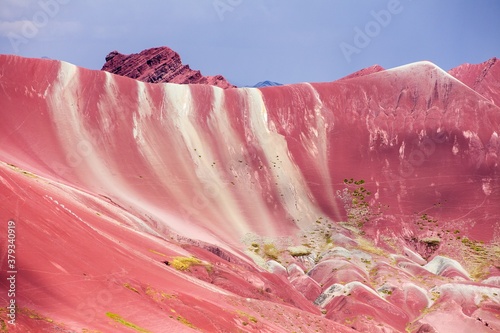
101, 46, 236, 89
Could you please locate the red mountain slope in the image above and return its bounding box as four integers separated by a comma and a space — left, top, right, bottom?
0, 55, 499, 332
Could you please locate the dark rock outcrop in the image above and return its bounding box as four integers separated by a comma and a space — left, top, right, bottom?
102, 46, 235, 89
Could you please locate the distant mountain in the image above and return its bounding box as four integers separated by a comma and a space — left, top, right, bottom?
101, 46, 235, 89
252, 80, 283, 87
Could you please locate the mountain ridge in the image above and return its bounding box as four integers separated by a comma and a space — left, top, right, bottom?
99, 46, 500, 104
101, 46, 236, 89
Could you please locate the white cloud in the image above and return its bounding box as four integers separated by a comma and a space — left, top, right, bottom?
0, 0, 38, 19
0, 19, 81, 39
0, 20, 32, 37
40, 20, 82, 39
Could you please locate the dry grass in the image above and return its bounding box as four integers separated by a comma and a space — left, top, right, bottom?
171, 256, 203, 271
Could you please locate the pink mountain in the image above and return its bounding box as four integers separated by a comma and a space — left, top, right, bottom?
102, 46, 236, 89
0, 52, 499, 333
448, 57, 500, 106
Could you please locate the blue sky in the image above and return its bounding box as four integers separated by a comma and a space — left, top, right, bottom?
1, 0, 499, 86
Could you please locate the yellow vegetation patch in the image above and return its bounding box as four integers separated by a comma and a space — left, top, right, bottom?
356, 237, 387, 257
460, 238, 500, 280
106, 312, 151, 333
236, 310, 258, 324
123, 283, 140, 294
173, 315, 196, 329
171, 256, 203, 271
0, 317, 7, 333
145, 286, 176, 302
263, 243, 280, 260
18, 308, 53, 323
7, 163, 38, 179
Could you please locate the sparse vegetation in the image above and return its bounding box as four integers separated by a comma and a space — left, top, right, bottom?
357, 237, 387, 257
250, 242, 260, 254
7, 163, 38, 179
145, 286, 176, 302
459, 237, 500, 280
360, 258, 371, 265
378, 287, 393, 295
430, 291, 440, 301
236, 310, 258, 324
461, 237, 486, 253
243, 235, 294, 265
123, 283, 140, 294
263, 243, 280, 260
106, 312, 152, 333
337, 178, 378, 230
171, 256, 204, 271
0, 318, 7, 332
18, 308, 53, 323
170, 314, 196, 329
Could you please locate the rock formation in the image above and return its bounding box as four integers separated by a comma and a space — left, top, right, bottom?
101, 46, 235, 88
